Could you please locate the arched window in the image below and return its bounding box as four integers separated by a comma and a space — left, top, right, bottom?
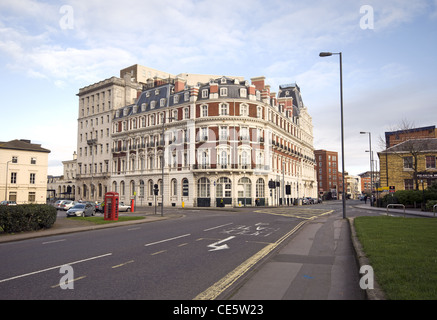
139, 180, 145, 197
256, 178, 265, 198
120, 181, 125, 196
216, 177, 231, 198
148, 180, 154, 196
238, 177, 252, 198
182, 178, 189, 197
171, 179, 177, 197
130, 180, 135, 197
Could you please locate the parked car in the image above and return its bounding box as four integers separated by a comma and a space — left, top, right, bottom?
305, 197, 314, 204
0, 201, 17, 206
62, 200, 77, 211
119, 202, 131, 212
66, 203, 95, 217
54, 200, 68, 210
95, 202, 104, 213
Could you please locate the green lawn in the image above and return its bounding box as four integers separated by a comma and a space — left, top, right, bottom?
354, 216, 437, 300
69, 216, 145, 224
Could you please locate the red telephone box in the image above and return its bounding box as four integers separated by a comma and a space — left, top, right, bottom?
104, 192, 119, 221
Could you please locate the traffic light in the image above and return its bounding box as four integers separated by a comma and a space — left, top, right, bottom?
154, 184, 159, 195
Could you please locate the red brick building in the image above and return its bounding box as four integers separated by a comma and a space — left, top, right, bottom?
315, 149, 339, 199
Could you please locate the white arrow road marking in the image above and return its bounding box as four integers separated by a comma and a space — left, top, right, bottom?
208, 236, 235, 251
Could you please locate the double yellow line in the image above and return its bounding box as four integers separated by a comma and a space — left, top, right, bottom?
193, 220, 308, 300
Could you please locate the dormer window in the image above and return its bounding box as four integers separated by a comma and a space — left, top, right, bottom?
220, 87, 228, 96
202, 89, 209, 98
240, 88, 247, 98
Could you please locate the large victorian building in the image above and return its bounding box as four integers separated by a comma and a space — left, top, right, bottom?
75, 65, 317, 207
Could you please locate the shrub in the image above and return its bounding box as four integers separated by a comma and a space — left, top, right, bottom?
426, 200, 437, 212
0, 204, 57, 233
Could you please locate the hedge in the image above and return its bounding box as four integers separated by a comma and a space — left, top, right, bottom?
0, 204, 57, 233
381, 189, 437, 211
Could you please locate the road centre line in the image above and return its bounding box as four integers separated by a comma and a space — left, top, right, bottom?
194, 220, 307, 300
151, 250, 167, 256
51, 276, 86, 288
112, 260, 135, 269
144, 234, 191, 247
42, 239, 66, 245
203, 223, 233, 232
0, 253, 113, 284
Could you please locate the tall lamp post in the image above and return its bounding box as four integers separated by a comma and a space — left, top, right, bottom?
360, 131, 373, 206
319, 51, 346, 219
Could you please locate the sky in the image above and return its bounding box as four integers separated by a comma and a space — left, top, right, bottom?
1, 0, 436, 177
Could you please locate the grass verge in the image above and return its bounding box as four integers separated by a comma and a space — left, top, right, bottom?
354, 216, 437, 300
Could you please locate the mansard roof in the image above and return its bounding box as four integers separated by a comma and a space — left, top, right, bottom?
113, 76, 303, 120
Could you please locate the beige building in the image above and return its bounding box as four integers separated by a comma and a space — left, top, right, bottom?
0, 139, 50, 204
47, 152, 77, 201
76, 74, 143, 202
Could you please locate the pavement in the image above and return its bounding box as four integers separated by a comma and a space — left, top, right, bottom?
228, 202, 435, 300
1, 202, 434, 300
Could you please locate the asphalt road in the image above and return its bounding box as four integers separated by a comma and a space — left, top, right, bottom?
0, 202, 338, 300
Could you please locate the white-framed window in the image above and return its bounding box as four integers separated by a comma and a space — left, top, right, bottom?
160, 98, 166, 107
201, 104, 208, 117
257, 106, 262, 118
220, 87, 228, 96
150, 101, 156, 109
240, 88, 247, 98
184, 107, 189, 119
219, 126, 228, 140
202, 89, 209, 98
220, 103, 229, 116
240, 127, 249, 140
240, 104, 248, 116
201, 127, 208, 141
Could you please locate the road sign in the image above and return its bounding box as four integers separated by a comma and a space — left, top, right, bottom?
389, 186, 395, 193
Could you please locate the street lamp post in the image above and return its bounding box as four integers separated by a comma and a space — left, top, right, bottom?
360, 131, 373, 206
319, 51, 346, 219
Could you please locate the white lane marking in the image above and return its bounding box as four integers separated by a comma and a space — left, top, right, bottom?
0, 253, 113, 284
144, 234, 191, 247
203, 222, 233, 232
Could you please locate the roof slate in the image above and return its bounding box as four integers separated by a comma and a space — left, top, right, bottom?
0, 139, 51, 153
